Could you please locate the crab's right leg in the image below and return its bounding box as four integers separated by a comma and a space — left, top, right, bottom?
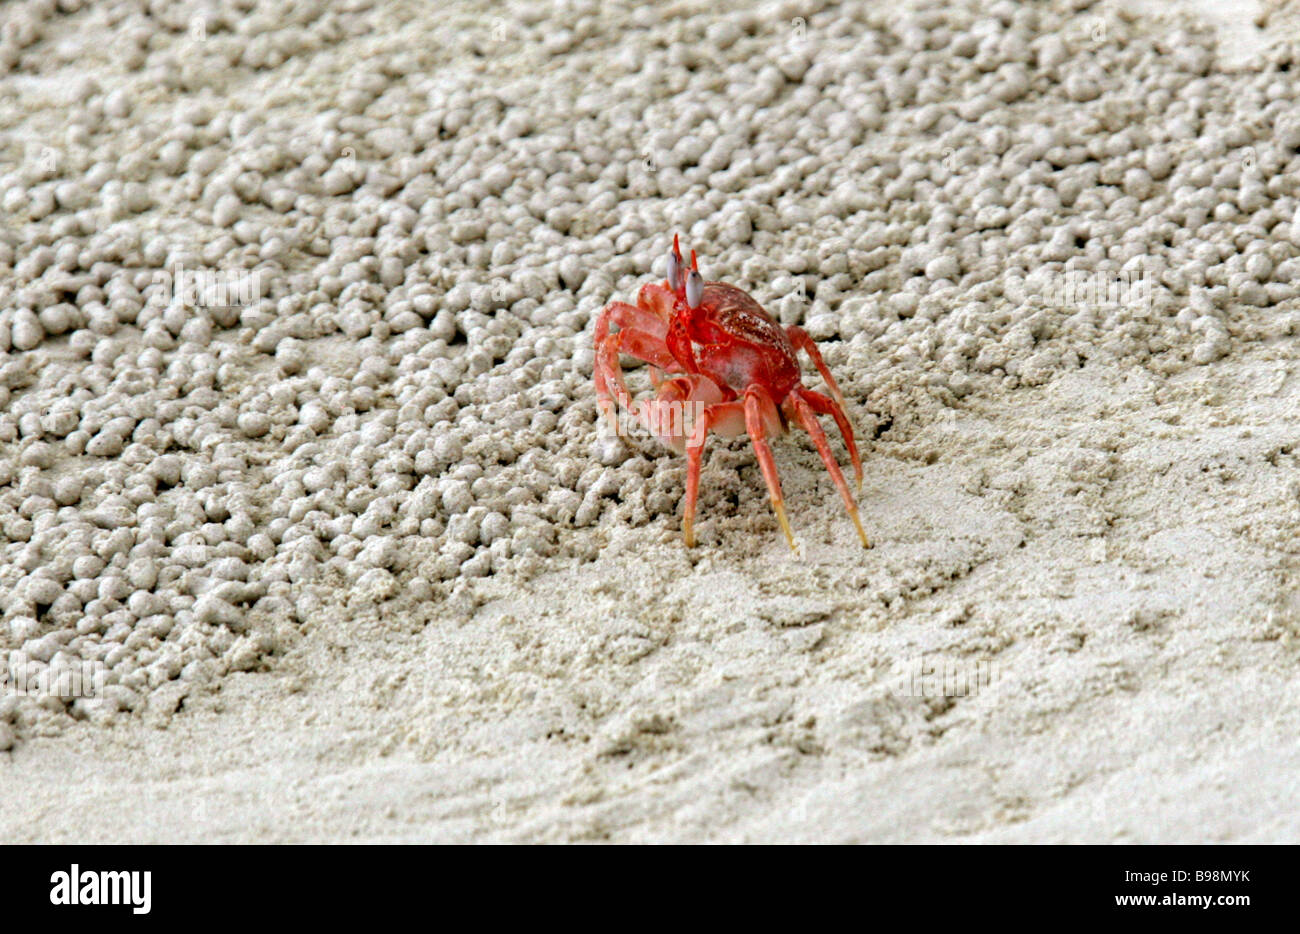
681, 396, 746, 548
743, 386, 797, 552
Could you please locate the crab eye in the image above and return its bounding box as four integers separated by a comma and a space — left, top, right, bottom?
685, 270, 704, 309
667, 251, 683, 291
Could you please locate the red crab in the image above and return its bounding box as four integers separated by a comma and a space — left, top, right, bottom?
594, 235, 869, 550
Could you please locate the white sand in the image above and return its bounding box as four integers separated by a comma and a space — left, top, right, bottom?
2, 0, 1299, 842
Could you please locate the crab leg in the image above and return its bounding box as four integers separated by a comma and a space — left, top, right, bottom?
797, 387, 863, 489
743, 386, 798, 552
786, 326, 863, 487
681, 399, 745, 547
786, 326, 852, 412
790, 391, 871, 549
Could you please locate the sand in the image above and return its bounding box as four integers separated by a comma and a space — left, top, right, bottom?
1, 0, 1299, 843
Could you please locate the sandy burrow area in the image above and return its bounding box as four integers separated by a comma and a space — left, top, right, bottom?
1, 0, 1299, 842
5, 341, 1300, 843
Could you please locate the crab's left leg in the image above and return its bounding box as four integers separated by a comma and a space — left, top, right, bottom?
786, 326, 852, 413
788, 390, 870, 549
797, 387, 863, 489
785, 326, 862, 487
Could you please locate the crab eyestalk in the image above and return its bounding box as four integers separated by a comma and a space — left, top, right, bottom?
685, 268, 703, 309
668, 236, 704, 309
667, 234, 687, 297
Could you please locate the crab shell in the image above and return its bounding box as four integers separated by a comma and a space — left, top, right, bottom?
594, 237, 869, 550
